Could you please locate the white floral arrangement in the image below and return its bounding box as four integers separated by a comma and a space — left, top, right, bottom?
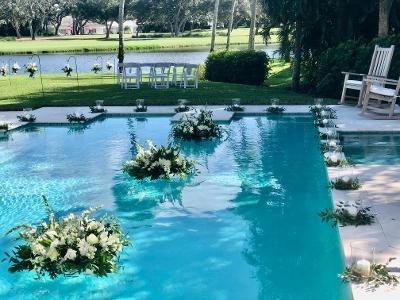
5, 196, 129, 279
106, 61, 113, 71
62, 64, 73, 76
91, 63, 102, 74
12, 63, 20, 74
26, 62, 38, 78
172, 109, 222, 140
123, 142, 197, 180
0, 64, 8, 76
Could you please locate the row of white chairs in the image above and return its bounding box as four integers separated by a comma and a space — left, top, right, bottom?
117, 63, 199, 90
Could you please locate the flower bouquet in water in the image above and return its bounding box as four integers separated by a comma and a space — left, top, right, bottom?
172, 109, 222, 140
123, 141, 197, 180
5, 196, 130, 279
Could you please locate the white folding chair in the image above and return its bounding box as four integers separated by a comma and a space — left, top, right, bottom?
122, 63, 141, 89
171, 63, 185, 86
139, 63, 154, 85
180, 64, 199, 89
362, 75, 400, 118
341, 45, 395, 105
151, 63, 171, 89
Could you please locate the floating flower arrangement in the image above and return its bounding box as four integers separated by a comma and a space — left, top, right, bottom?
5, 196, 129, 279
123, 142, 197, 180
172, 109, 222, 140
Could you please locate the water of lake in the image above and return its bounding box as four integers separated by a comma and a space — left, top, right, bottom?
0, 45, 279, 74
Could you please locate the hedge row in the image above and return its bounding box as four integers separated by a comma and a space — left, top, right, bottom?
205, 50, 270, 85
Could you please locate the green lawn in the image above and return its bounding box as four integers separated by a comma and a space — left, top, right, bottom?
0, 28, 275, 54
0, 62, 334, 110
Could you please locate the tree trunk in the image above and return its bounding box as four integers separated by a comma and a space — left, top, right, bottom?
378, 0, 394, 36
226, 0, 237, 50
29, 21, 36, 40
105, 20, 113, 38
12, 20, 22, 39
55, 22, 61, 35
292, 19, 302, 91
210, 0, 220, 52
248, 0, 257, 50
118, 0, 126, 64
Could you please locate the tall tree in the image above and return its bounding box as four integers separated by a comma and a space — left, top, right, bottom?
226, 0, 237, 50
118, 0, 125, 64
0, 0, 27, 38
248, 0, 257, 50
210, 0, 220, 52
379, 0, 394, 36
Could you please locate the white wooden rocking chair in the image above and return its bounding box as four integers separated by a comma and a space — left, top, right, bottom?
340, 45, 395, 105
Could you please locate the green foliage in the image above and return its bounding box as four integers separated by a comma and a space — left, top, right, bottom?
330, 177, 361, 190
319, 207, 375, 227
340, 258, 399, 290
305, 35, 400, 97
0, 123, 9, 130
123, 143, 197, 180
225, 105, 244, 112
172, 109, 222, 141
89, 106, 107, 113
66, 113, 87, 123
205, 50, 270, 86
17, 114, 36, 122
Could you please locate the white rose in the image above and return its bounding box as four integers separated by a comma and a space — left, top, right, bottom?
32, 243, 46, 256
87, 233, 99, 245
87, 221, 98, 231
47, 247, 59, 261
64, 248, 77, 261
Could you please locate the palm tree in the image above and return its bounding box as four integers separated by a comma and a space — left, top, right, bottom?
248, 0, 257, 50
210, 0, 220, 52
118, 0, 125, 64
379, 0, 394, 36
226, 0, 237, 50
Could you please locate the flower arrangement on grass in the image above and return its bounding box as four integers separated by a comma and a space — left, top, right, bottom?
331, 177, 361, 190
319, 202, 375, 227
0, 64, 7, 76
66, 113, 88, 123
340, 258, 399, 290
26, 63, 38, 78
12, 63, 20, 74
62, 64, 73, 77
5, 196, 129, 279
91, 63, 102, 74
123, 142, 197, 180
17, 114, 36, 123
172, 109, 222, 141
106, 61, 113, 71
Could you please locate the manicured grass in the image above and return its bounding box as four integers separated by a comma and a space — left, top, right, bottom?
0, 61, 334, 110
0, 28, 274, 54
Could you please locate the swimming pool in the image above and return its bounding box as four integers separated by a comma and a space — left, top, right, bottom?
0, 115, 351, 299
342, 133, 400, 164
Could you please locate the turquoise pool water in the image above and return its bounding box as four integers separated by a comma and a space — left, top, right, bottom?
0, 115, 351, 299
342, 133, 400, 164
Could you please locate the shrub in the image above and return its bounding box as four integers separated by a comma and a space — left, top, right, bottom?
304, 35, 400, 98
205, 50, 270, 85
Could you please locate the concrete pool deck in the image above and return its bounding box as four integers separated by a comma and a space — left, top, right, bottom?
1, 104, 400, 298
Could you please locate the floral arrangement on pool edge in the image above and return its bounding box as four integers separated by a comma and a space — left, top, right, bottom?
26, 63, 38, 78
319, 203, 375, 227
123, 142, 197, 180
172, 109, 222, 140
17, 113, 36, 123
5, 196, 130, 279
0, 123, 9, 131
330, 176, 361, 190
66, 113, 88, 123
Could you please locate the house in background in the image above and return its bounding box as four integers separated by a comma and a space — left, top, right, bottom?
58, 16, 137, 35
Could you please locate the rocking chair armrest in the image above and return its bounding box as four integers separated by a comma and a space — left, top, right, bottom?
341, 72, 366, 78
365, 75, 399, 85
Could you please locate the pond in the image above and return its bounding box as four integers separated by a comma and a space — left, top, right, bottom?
0, 45, 279, 74
0, 115, 351, 299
